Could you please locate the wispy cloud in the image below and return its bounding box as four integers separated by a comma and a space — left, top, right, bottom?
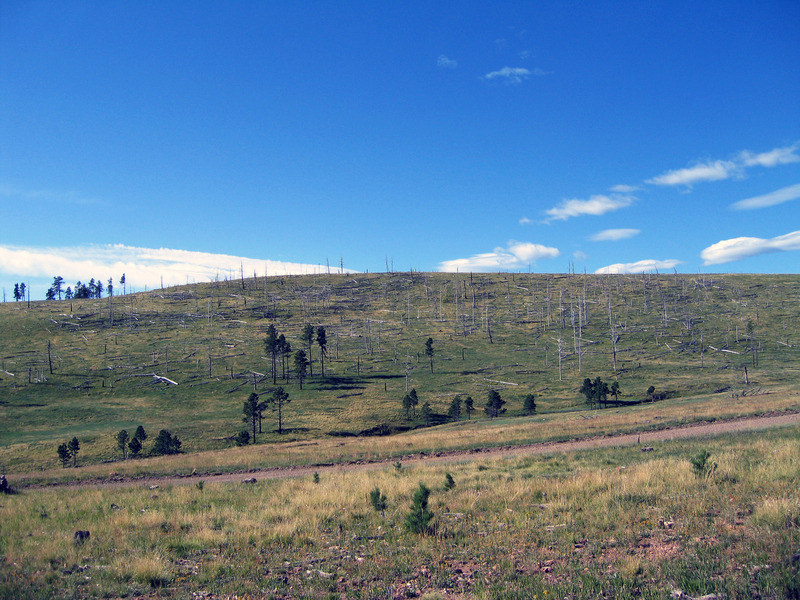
0, 183, 104, 206
437, 54, 458, 68
0, 244, 352, 293
483, 66, 533, 84
738, 144, 800, 168
544, 194, 634, 222
595, 259, 681, 274
438, 241, 559, 272
647, 143, 799, 188
609, 184, 639, 193
590, 228, 640, 242
731, 183, 800, 210
700, 230, 800, 265
646, 159, 737, 187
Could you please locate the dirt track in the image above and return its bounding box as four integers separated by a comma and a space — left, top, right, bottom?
32, 412, 799, 491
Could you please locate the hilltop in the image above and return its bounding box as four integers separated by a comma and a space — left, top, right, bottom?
1, 271, 799, 474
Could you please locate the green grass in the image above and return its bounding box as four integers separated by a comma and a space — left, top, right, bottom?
2, 426, 798, 599
1, 272, 799, 474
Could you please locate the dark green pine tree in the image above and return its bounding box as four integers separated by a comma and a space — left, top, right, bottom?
293, 350, 309, 389
484, 389, 506, 419
265, 325, 280, 384
316, 326, 328, 377
301, 324, 315, 376
404, 482, 435, 534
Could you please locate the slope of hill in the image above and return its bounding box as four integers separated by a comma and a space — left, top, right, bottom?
1, 272, 799, 473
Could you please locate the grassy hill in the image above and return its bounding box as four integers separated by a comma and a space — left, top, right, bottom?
1, 271, 799, 473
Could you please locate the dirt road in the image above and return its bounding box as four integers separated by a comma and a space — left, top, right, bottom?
29, 411, 799, 491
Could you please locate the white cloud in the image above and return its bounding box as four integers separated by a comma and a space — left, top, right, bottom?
0, 244, 352, 293
483, 66, 532, 84
731, 183, 800, 210
610, 184, 639, 193
544, 194, 634, 222
738, 144, 800, 168
590, 228, 641, 242
700, 230, 800, 265
519, 216, 533, 225
646, 160, 737, 187
647, 143, 800, 188
595, 259, 682, 274
438, 241, 559, 272
437, 54, 458, 68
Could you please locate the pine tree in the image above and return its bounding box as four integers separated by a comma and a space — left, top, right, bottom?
464, 396, 474, 420
265, 325, 280, 384
369, 487, 388, 515
421, 401, 433, 425
301, 324, 315, 376
316, 326, 328, 377
270, 386, 291, 434
424, 337, 434, 373
68, 437, 80, 467
243, 393, 263, 442
116, 430, 129, 459
448, 396, 462, 422
523, 394, 537, 415
57, 443, 71, 468
152, 430, 181, 455
404, 482, 435, 534
134, 425, 147, 443
293, 350, 309, 389
128, 436, 142, 457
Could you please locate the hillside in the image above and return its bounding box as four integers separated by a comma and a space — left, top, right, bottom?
2, 271, 799, 473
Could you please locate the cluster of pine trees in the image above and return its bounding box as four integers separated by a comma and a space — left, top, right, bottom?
44, 275, 125, 300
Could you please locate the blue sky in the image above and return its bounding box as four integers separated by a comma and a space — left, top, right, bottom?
2, 1, 799, 299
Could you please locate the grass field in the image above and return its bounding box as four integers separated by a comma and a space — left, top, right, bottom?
2, 426, 798, 599
1, 272, 799, 598
2, 272, 799, 474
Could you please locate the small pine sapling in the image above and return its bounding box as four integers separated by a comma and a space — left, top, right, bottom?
404, 482, 435, 535
691, 449, 717, 480
444, 472, 455, 491
369, 486, 388, 515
